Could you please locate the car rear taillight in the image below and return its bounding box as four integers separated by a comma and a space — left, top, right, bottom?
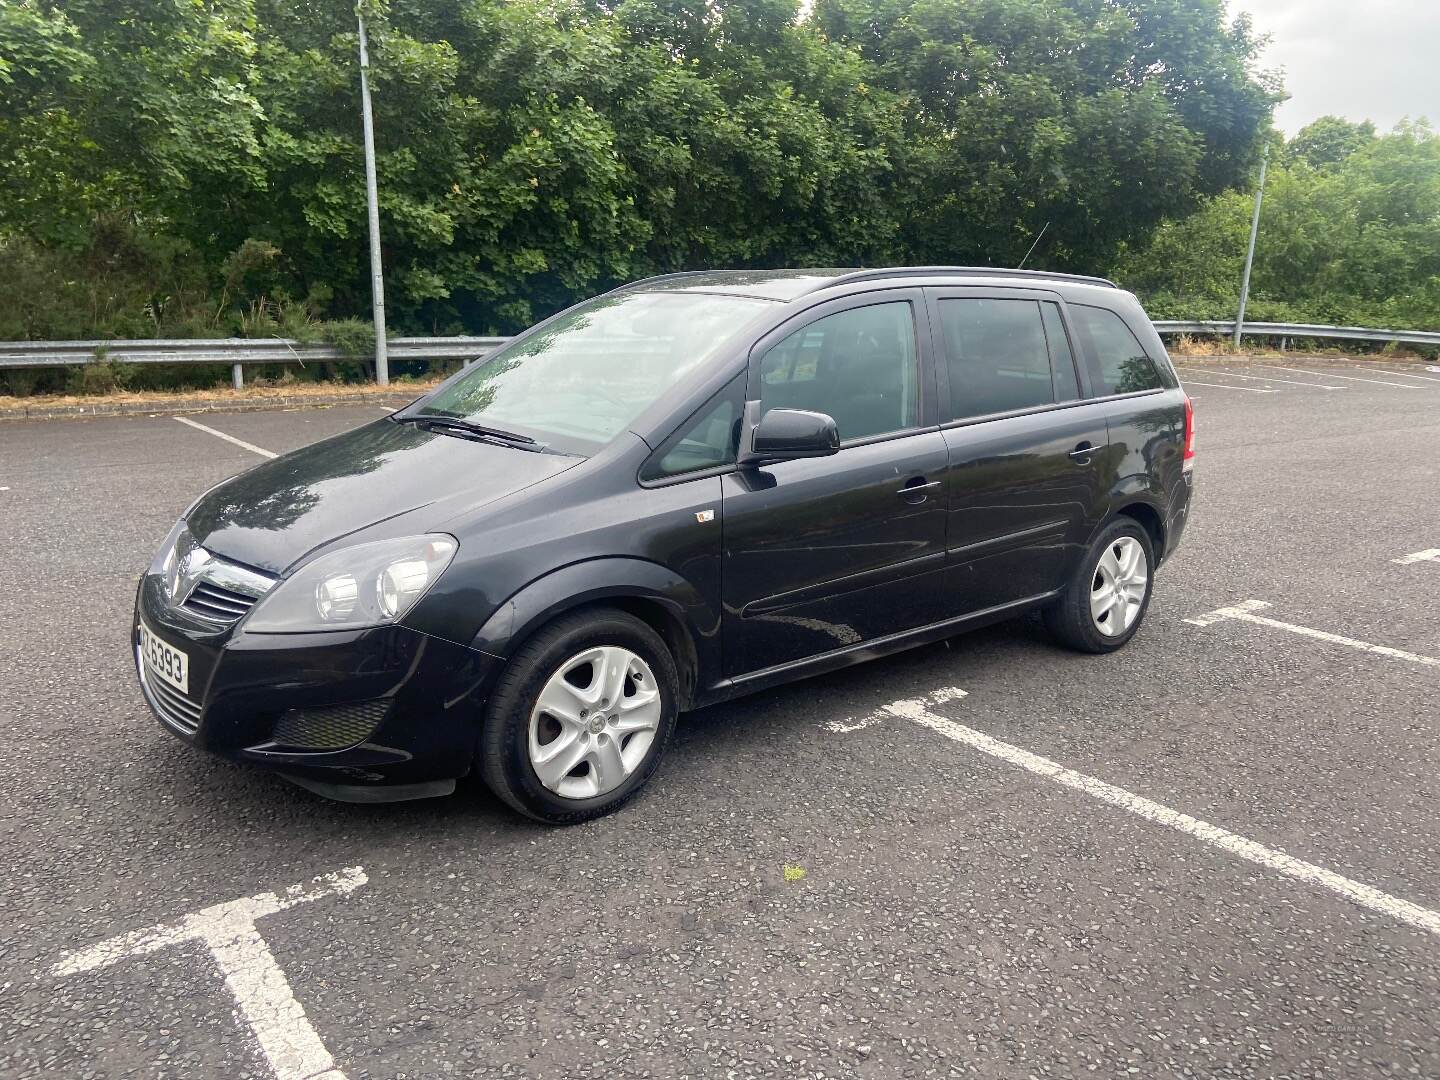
1182, 394, 1196, 470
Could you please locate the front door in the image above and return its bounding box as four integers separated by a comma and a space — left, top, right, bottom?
721, 292, 950, 678
927, 288, 1112, 613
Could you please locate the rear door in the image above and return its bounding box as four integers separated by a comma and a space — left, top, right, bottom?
927, 288, 1112, 613
720, 291, 950, 677
1068, 300, 1189, 559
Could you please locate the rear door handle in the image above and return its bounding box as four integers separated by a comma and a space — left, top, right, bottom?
897, 478, 941, 503
1069, 442, 1098, 462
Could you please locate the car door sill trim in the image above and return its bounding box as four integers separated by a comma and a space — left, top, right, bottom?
721, 589, 1061, 691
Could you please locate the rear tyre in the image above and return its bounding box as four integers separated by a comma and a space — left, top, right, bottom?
1044, 518, 1155, 654
479, 607, 679, 824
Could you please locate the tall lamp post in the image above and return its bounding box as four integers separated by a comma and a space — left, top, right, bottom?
357, 9, 389, 385
1233, 143, 1270, 350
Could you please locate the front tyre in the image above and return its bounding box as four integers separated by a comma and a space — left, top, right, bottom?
479, 608, 679, 824
1044, 518, 1155, 654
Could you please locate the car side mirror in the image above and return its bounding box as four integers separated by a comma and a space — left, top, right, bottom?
740, 408, 840, 465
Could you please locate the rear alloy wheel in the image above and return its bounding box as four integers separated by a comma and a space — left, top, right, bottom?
1089, 535, 1148, 638
1044, 518, 1155, 653
480, 608, 679, 824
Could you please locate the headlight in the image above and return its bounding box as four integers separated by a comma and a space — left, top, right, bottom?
244, 534, 458, 632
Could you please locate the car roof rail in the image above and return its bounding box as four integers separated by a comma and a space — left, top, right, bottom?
808, 266, 1121, 293
596, 271, 716, 298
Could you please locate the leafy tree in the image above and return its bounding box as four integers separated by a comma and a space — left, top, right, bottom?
1288, 116, 1377, 171
0, 0, 1282, 349
1117, 122, 1440, 330
812, 0, 1281, 269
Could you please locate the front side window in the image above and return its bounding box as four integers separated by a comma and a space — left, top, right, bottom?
1071, 305, 1164, 395
941, 298, 1071, 420
757, 302, 918, 442
415, 291, 774, 454
642, 380, 742, 481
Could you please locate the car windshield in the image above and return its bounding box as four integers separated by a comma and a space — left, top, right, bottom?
412, 291, 775, 454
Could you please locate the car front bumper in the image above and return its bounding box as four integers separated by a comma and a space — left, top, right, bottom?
133, 574, 504, 801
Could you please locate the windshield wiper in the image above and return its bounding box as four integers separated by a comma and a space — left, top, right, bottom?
394, 414, 547, 452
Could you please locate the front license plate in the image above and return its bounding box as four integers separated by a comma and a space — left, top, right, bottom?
139, 621, 189, 695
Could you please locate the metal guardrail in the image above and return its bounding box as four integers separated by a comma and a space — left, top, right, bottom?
1153, 320, 1440, 347
0, 337, 509, 388
2, 320, 1435, 389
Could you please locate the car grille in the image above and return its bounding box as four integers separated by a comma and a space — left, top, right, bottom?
182, 580, 260, 622
271, 700, 391, 751
141, 665, 203, 734
168, 544, 274, 625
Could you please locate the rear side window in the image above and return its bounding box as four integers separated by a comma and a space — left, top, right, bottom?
1040, 302, 1080, 402
939, 298, 1078, 420
1071, 305, 1163, 395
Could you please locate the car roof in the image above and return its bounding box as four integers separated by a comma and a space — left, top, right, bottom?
618, 266, 1120, 303
621, 269, 859, 301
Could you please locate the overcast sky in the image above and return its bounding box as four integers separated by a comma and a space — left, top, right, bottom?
1234, 0, 1440, 133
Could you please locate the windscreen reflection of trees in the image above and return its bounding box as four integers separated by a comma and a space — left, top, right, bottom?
422, 294, 767, 440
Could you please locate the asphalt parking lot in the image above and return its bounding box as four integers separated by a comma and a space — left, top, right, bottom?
3, 355, 1440, 1079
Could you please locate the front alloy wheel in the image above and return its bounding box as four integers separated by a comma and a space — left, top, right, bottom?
480, 608, 679, 824
528, 646, 662, 799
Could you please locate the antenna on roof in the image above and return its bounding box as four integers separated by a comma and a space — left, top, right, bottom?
1017, 221, 1051, 270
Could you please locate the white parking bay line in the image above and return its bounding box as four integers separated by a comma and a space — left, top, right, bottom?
1393, 549, 1440, 565
872, 692, 1440, 938
173, 416, 278, 459
1209, 370, 1347, 390
1256, 365, 1424, 390
54, 866, 366, 1080
1186, 599, 1440, 669
1357, 368, 1440, 383
823, 686, 968, 732
1181, 379, 1276, 394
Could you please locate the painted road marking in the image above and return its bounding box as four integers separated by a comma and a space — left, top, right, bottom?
54, 866, 366, 1080
1185, 599, 1440, 669
1355, 368, 1440, 383
1180, 380, 1275, 394
1393, 549, 1440, 565
822, 686, 968, 732
173, 416, 278, 459
1204, 370, 1347, 390
1256, 365, 1424, 390
870, 692, 1440, 939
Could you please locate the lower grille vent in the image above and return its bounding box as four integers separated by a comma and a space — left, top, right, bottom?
271, 700, 390, 751
144, 671, 203, 734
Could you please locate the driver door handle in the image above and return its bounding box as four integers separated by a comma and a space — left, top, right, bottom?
1069, 441, 1098, 462
897, 478, 941, 503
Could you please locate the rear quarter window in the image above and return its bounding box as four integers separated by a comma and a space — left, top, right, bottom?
1072, 305, 1164, 395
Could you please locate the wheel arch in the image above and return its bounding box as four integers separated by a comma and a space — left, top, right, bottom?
469, 558, 714, 710
1112, 500, 1166, 562
1091, 469, 1169, 565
